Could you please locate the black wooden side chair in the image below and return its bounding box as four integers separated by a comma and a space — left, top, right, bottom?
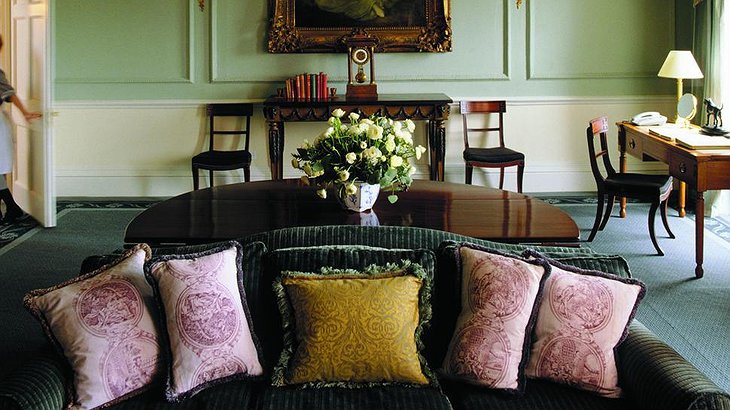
192, 103, 253, 190
586, 116, 675, 255
461, 100, 525, 192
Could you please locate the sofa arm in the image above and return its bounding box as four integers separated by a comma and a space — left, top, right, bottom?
0, 355, 66, 410
618, 321, 730, 410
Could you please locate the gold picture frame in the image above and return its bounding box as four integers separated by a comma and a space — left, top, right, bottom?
267, 0, 452, 53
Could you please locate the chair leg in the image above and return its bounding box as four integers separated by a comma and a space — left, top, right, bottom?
516, 163, 524, 193
661, 198, 675, 238
244, 166, 251, 182
192, 165, 199, 190
599, 195, 615, 231
465, 165, 473, 185
498, 168, 505, 190
587, 193, 605, 242
648, 200, 664, 256
209, 170, 214, 188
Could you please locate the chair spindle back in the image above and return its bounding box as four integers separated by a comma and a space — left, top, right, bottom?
460, 100, 506, 149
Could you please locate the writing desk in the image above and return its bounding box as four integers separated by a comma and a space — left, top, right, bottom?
263, 93, 452, 181
618, 122, 730, 278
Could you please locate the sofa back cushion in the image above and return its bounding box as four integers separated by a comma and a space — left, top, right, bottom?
242, 226, 593, 259
546, 253, 632, 278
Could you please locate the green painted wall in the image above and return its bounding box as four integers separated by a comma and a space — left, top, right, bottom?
54, 0, 684, 101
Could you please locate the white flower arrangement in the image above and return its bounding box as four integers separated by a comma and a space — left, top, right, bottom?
292, 109, 427, 203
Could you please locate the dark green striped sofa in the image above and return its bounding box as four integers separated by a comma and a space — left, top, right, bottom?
1, 226, 728, 410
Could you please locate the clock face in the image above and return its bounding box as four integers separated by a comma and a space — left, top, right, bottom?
351, 47, 370, 65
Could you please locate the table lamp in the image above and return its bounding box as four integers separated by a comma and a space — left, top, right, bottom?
657, 50, 704, 105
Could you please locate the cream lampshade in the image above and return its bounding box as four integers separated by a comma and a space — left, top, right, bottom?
658, 50, 704, 103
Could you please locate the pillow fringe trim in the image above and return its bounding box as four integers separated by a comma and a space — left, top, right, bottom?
271, 260, 439, 389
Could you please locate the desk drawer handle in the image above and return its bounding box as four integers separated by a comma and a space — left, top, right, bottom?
629, 139, 636, 149
679, 163, 687, 174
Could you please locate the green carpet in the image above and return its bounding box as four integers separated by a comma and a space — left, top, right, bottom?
0, 203, 727, 395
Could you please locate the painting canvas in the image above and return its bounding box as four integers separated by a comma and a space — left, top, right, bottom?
294, 0, 427, 28
268, 0, 451, 53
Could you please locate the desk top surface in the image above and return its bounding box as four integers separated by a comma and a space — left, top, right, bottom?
620, 121, 730, 157
125, 179, 579, 246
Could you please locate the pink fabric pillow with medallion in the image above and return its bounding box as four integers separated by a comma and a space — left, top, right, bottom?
145, 242, 263, 402
523, 251, 646, 398
24, 244, 161, 410
442, 245, 550, 393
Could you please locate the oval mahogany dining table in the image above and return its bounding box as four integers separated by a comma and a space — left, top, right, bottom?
124, 179, 579, 246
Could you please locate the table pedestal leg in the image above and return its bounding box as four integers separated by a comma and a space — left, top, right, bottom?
695, 191, 704, 278
428, 119, 446, 181
268, 121, 284, 180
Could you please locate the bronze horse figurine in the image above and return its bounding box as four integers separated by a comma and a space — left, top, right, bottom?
704, 98, 723, 128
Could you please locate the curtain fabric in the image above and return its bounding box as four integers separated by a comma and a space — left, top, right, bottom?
693, 0, 729, 217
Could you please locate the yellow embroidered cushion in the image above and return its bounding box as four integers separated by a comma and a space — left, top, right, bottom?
273, 265, 433, 387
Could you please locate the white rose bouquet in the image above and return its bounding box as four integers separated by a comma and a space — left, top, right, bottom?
292, 108, 427, 203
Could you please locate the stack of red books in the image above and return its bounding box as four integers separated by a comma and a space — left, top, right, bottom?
283, 72, 330, 100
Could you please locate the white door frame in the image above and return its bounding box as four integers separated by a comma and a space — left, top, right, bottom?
8, 0, 55, 227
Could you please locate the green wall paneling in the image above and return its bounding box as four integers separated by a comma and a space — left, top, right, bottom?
54, 0, 684, 101
55, 0, 194, 84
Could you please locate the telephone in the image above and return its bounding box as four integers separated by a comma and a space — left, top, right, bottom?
631, 112, 667, 126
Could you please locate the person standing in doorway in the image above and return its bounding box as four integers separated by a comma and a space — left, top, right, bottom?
0, 34, 42, 224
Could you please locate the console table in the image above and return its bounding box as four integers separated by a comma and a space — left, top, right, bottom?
618, 122, 730, 278
263, 93, 452, 181
124, 179, 579, 247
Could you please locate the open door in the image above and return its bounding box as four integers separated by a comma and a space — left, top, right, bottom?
9, 0, 54, 227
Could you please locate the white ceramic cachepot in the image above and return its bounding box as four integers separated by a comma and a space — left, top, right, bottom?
337, 182, 380, 212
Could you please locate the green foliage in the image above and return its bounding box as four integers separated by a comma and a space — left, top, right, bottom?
292, 109, 427, 201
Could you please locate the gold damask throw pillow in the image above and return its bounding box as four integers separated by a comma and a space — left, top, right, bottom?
272, 262, 435, 387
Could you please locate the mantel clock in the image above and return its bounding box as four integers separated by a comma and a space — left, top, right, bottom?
344, 31, 378, 100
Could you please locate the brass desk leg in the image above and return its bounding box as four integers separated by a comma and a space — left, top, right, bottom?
679, 181, 686, 217
619, 128, 627, 218
695, 191, 704, 278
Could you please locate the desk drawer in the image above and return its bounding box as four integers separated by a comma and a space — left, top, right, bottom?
625, 132, 642, 157
669, 151, 696, 183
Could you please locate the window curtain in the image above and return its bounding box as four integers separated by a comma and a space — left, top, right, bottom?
693, 0, 729, 217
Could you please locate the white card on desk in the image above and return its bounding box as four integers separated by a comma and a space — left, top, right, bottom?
674, 134, 730, 149
648, 125, 700, 142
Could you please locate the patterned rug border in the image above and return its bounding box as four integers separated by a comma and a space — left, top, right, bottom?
2, 197, 730, 250
57, 200, 158, 211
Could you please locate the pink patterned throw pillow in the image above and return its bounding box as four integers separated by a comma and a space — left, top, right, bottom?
523, 252, 646, 398
24, 244, 161, 410
145, 242, 263, 402
442, 245, 550, 393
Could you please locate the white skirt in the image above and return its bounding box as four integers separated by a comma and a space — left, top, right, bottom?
0, 110, 13, 174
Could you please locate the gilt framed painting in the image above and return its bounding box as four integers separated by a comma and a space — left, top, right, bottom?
267, 0, 451, 53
